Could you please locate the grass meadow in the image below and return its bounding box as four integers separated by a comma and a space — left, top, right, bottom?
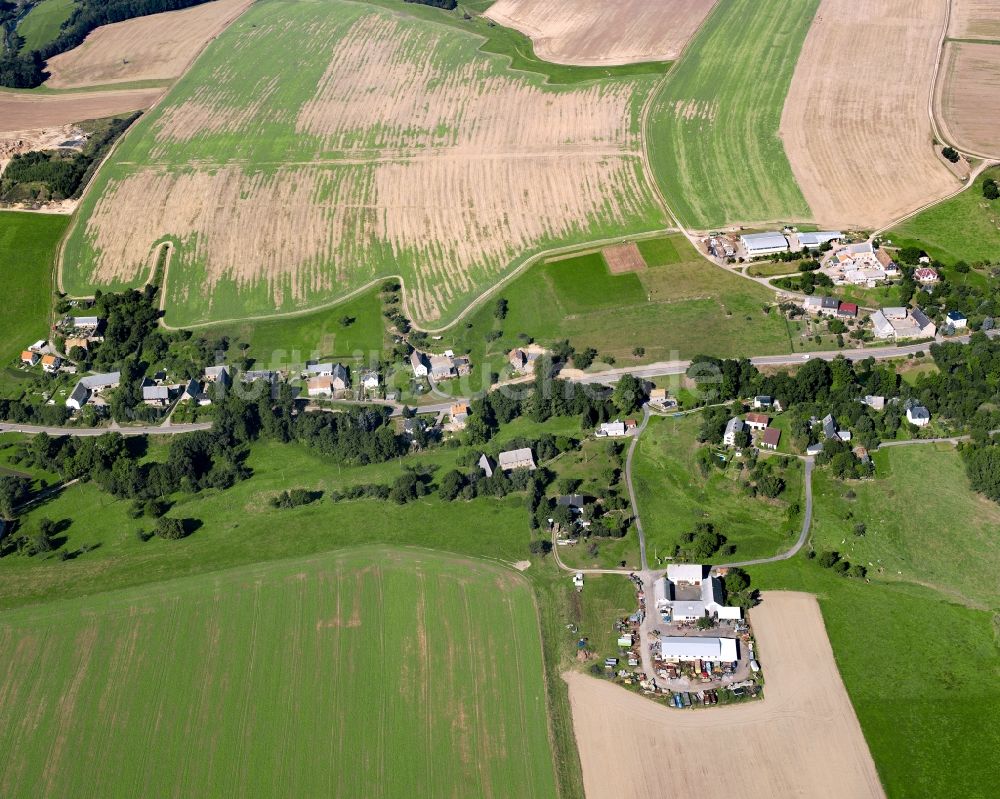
15, 0, 75, 52
0, 211, 68, 397
434, 234, 796, 393
645, 0, 816, 229
632, 413, 804, 563
0, 547, 559, 798
888, 167, 1000, 265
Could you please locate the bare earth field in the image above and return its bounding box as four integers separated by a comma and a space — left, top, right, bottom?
65, 0, 664, 327
936, 42, 1000, 157
0, 88, 161, 136
45, 0, 252, 89
603, 242, 646, 273
565, 591, 885, 799
483, 0, 718, 65
948, 0, 1000, 39
779, 0, 957, 229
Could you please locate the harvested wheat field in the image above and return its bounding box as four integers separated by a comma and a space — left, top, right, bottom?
483, 0, 717, 65
45, 0, 252, 89
0, 87, 161, 137
565, 591, 885, 799
780, 0, 957, 229
63, 0, 665, 327
948, 0, 1000, 39
936, 42, 1000, 158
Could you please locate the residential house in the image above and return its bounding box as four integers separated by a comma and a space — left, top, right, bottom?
330, 364, 349, 391
360, 370, 379, 391
752, 395, 778, 410
875, 247, 897, 272
429, 354, 457, 380
649, 388, 669, 404
745, 412, 769, 431
402, 417, 426, 439
597, 420, 627, 437
449, 403, 470, 428
869, 310, 896, 340
20, 350, 39, 366
806, 442, 824, 456
66, 382, 89, 411
760, 428, 781, 450
822, 414, 838, 440
508, 348, 528, 372
497, 448, 536, 472
66, 316, 101, 334
557, 494, 585, 511
40, 354, 62, 373
870, 306, 936, 340
409, 350, 429, 378
723, 416, 744, 447
906, 405, 930, 427
946, 310, 967, 330
478, 454, 495, 478
204, 365, 232, 386
837, 302, 858, 319
181, 379, 203, 403
142, 384, 172, 407
803, 296, 840, 316
853, 446, 871, 465
914, 267, 939, 284
305, 361, 334, 376
242, 370, 277, 384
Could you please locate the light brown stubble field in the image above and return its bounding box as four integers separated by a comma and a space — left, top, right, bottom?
565, 591, 885, 799
483, 0, 718, 65
936, 42, 1000, 157
947, 0, 1000, 39
779, 0, 957, 229
45, 0, 252, 89
0, 88, 162, 137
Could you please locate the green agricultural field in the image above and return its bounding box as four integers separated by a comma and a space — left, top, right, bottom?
434, 234, 795, 393
0, 211, 68, 396
809, 444, 1000, 608
15, 0, 75, 52
62, 0, 667, 328
752, 556, 1000, 799
888, 167, 1000, 265
632, 414, 804, 563
645, 0, 816, 229
0, 547, 559, 798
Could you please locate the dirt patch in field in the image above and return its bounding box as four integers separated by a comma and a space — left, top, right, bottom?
0, 88, 162, 137
948, 0, 1000, 39
0, 123, 81, 174
45, 0, 252, 89
484, 0, 718, 65
935, 41, 1000, 158
780, 0, 957, 229
603, 242, 646, 274
564, 591, 885, 799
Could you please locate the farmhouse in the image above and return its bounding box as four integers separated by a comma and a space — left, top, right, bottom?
20, 350, 39, 366
242, 370, 277, 384
430, 354, 457, 380
40, 355, 62, 373
307, 376, 336, 398
797, 230, 842, 249
305, 361, 334, 376
653, 564, 742, 622
837, 302, 858, 319
723, 416, 744, 446
946, 310, 967, 329
360, 369, 379, 390
658, 636, 739, 664
802, 296, 841, 316
914, 267, 939, 284
740, 232, 789, 257
822, 414, 839, 440
752, 395, 779, 410
906, 405, 930, 426
66, 371, 121, 410
597, 420, 628, 437
449, 403, 470, 428
745, 412, 769, 431
409, 351, 429, 378
497, 448, 536, 472
875, 247, 897, 272
142, 384, 172, 406
761, 427, 781, 450
64, 315, 101, 334
204, 365, 231, 386
870, 306, 936, 340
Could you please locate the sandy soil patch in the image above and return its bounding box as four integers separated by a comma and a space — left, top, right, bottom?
80, 8, 655, 323
779, 0, 957, 229
0, 124, 81, 174
45, 0, 251, 89
935, 41, 1000, 158
948, 0, 1000, 39
0, 88, 161, 138
484, 0, 718, 65
603, 242, 646, 273
565, 591, 885, 799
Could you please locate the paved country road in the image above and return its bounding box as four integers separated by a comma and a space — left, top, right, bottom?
0, 422, 213, 437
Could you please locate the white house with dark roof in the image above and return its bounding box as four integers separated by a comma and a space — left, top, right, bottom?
906, 405, 930, 427
409, 350, 429, 378
723, 416, 744, 447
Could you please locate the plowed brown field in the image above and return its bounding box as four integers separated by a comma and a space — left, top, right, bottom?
45, 0, 252, 89
0, 88, 161, 137
484, 0, 718, 65
565, 592, 885, 799
780, 0, 956, 228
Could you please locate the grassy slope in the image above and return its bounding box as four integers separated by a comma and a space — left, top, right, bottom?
433, 234, 794, 394
888, 167, 1000, 264
632, 413, 804, 562
645, 0, 816, 229
0, 211, 68, 396
62, 0, 666, 327
15, 0, 75, 52
0, 547, 558, 798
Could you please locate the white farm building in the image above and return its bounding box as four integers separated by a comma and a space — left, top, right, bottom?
658, 636, 739, 664
653, 564, 742, 622
797, 231, 842, 249
740, 232, 789, 257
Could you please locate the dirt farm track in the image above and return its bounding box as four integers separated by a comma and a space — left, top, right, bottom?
565, 592, 885, 799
